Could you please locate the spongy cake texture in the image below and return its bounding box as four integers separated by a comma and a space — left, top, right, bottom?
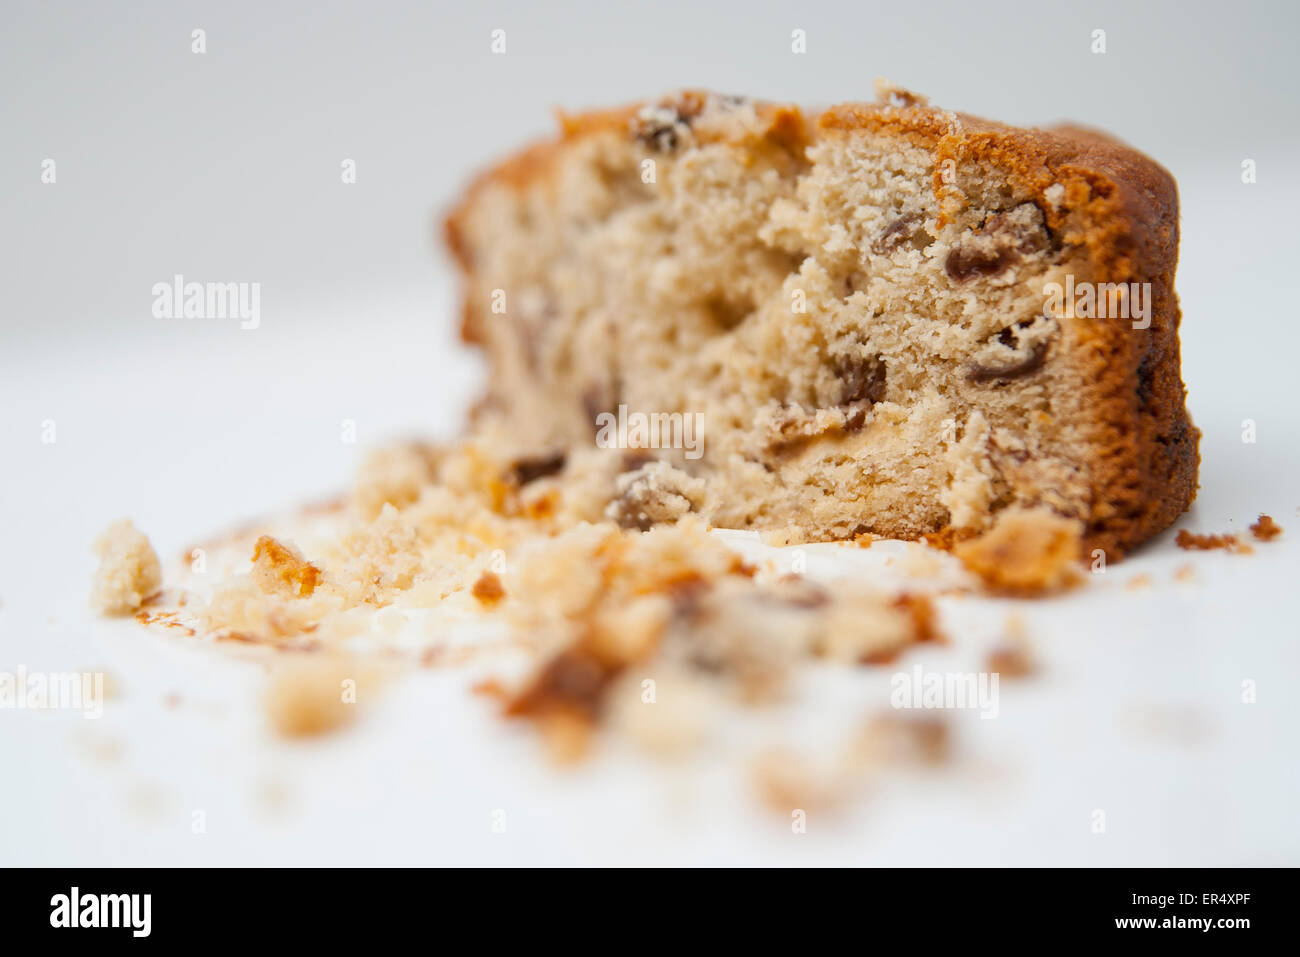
446, 84, 1198, 558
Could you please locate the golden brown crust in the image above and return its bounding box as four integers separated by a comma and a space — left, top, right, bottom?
444, 90, 1199, 558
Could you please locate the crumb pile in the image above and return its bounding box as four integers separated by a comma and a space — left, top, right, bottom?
91, 439, 965, 756
90, 427, 1283, 765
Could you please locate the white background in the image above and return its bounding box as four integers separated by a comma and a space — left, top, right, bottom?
1, 0, 1298, 865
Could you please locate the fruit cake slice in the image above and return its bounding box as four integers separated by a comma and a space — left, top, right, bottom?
445, 84, 1198, 558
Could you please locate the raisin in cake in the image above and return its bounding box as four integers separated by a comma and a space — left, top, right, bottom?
445, 84, 1198, 558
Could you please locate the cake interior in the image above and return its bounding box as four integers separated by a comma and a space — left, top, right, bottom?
452, 94, 1123, 543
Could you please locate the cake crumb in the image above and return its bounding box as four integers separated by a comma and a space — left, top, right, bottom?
987, 613, 1035, 677
1174, 564, 1196, 583
751, 748, 849, 814
538, 709, 594, 765
265, 657, 363, 738
608, 669, 713, 758
1174, 529, 1248, 552
250, 536, 320, 598
951, 507, 1082, 596
1126, 573, 1152, 590
1249, 514, 1282, 542
134, 608, 196, 636
820, 591, 939, 664
987, 643, 1035, 678
90, 519, 162, 615
471, 570, 506, 606
856, 713, 951, 767
471, 677, 511, 700
922, 525, 980, 552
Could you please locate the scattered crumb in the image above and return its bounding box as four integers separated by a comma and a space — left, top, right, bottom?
471, 570, 506, 606
1171, 516, 1284, 551
751, 748, 849, 815
952, 507, 1083, 596
856, 713, 951, 767
134, 607, 197, 637
608, 668, 714, 758
471, 677, 511, 700
1126, 573, 1152, 591
537, 709, 594, 765
90, 519, 162, 615
986, 644, 1035, 678
1175, 529, 1233, 551
70, 728, 126, 765
1249, 514, 1283, 542
987, 618, 1035, 678
250, 536, 321, 598
1174, 529, 1251, 553
265, 656, 365, 738
754, 711, 953, 814
820, 591, 938, 664
1174, 564, 1196, 583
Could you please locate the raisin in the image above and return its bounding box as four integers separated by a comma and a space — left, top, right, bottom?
508, 451, 566, 486
944, 202, 1050, 283
945, 243, 1016, 282
632, 100, 699, 152
835, 353, 888, 406
506, 649, 614, 720
872, 213, 920, 255
635, 119, 682, 152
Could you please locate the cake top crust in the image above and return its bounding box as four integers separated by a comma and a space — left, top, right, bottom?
445, 83, 1178, 298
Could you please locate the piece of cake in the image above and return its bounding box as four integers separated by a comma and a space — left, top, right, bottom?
445, 83, 1198, 558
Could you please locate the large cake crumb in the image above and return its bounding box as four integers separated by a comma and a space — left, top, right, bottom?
951, 507, 1083, 596
1249, 514, 1283, 542
90, 519, 162, 615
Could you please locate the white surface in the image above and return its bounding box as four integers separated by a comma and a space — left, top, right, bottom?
2, 0, 1299, 866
